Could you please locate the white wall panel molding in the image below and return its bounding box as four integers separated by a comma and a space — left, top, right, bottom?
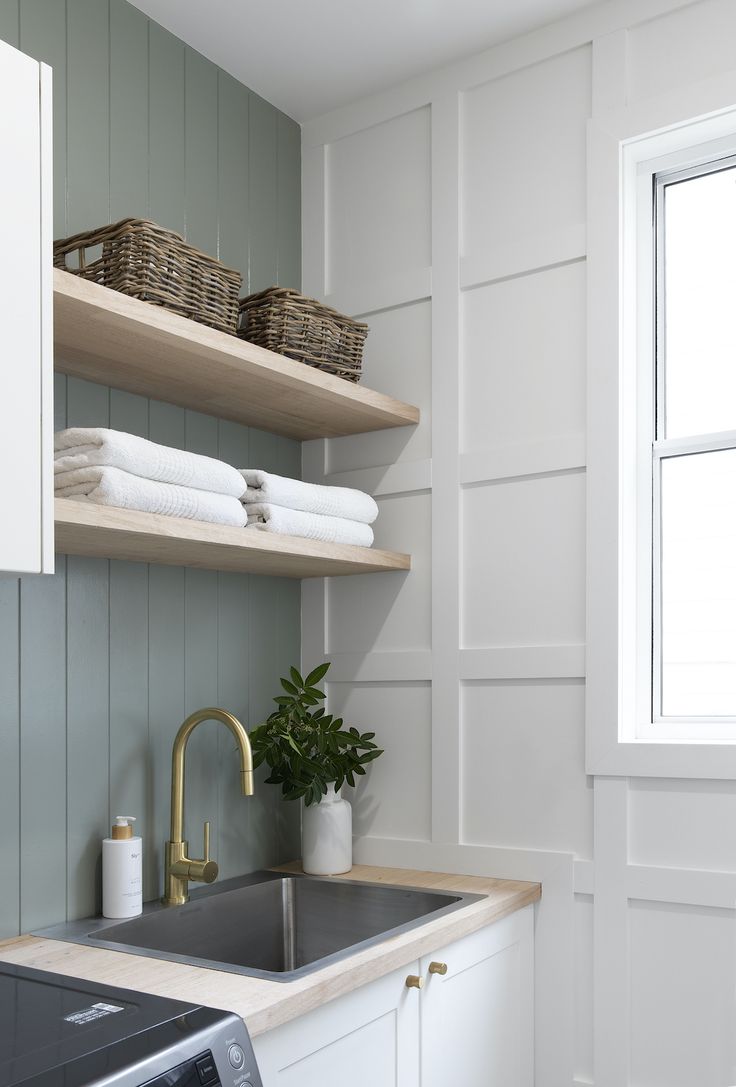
593, 777, 629, 1087
574, 859, 596, 896
323, 644, 586, 684
460, 229, 585, 292
326, 268, 432, 320
326, 650, 432, 683
429, 90, 462, 847
325, 107, 431, 307
460, 645, 586, 681
324, 459, 432, 498
301, 0, 693, 149
591, 29, 629, 115
627, 865, 736, 910
325, 433, 587, 496
576, 858, 736, 909
301, 6, 736, 1085
330, 685, 433, 841
460, 433, 586, 486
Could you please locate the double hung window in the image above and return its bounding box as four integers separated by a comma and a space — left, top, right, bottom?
650, 156, 736, 734
587, 83, 736, 774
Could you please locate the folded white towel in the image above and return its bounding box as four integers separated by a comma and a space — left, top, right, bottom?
246, 504, 374, 547
55, 427, 246, 498
55, 466, 247, 527
240, 470, 378, 524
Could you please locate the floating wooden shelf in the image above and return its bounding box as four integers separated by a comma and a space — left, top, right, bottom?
54, 499, 411, 579
53, 270, 420, 441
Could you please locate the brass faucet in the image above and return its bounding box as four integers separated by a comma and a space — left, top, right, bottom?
163, 707, 254, 906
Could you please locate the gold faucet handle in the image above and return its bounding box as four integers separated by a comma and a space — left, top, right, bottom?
187, 821, 219, 884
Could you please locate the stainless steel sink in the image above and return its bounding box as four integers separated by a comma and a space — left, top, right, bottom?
35, 871, 483, 981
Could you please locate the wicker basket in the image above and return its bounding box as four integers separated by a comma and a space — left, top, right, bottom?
54, 218, 242, 335
237, 287, 368, 382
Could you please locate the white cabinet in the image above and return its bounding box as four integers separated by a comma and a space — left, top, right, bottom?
252, 905, 534, 1087
420, 906, 534, 1087
0, 39, 53, 574
253, 962, 420, 1087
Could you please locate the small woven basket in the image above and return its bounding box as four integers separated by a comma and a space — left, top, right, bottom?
53, 218, 242, 335
237, 287, 368, 382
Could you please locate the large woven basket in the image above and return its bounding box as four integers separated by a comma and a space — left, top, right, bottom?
54, 218, 242, 335
237, 287, 368, 382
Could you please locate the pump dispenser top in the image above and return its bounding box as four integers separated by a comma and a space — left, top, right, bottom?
111, 816, 136, 840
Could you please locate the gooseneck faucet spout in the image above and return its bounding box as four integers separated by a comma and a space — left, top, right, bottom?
163, 707, 254, 906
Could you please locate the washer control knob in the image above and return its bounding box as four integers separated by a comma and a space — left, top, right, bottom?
228, 1044, 245, 1070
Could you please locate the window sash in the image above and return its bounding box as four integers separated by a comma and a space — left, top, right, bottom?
649, 157, 736, 729
651, 436, 736, 728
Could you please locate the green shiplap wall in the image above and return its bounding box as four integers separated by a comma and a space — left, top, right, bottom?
0, 0, 302, 937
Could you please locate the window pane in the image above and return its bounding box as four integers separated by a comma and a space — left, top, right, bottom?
662, 164, 736, 438
660, 449, 736, 716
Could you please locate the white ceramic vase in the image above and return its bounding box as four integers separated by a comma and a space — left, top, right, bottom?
301, 785, 352, 875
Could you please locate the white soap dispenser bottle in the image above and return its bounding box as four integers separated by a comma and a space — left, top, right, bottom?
102, 816, 143, 919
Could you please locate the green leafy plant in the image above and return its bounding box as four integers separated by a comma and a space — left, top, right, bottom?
249, 662, 383, 806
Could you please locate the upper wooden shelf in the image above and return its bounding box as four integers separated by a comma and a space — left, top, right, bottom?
53, 270, 420, 441
54, 499, 411, 579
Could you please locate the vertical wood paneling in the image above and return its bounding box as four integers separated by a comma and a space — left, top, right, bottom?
217, 71, 249, 280
148, 24, 185, 232
277, 113, 301, 289
0, 577, 20, 937
216, 422, 252, 879
275, 576, 302, 860
250, 427, 301, 478
66, 0, 109, 233
249, 574, 286, 866
0, 2, 301, 932
215, 569, 253, 877
53, 373, 67, 431
0, 0, 18, 46
19, 562, 67, 930
66, 554, 110, 918
109, 0, 149, 222
147, 402, 186, 892
184, 47, 218, 254
65, 380, 110, 920
17, 0, 67, 236
108, 390, 151, 893
183, 411, 220, 863
249, 94, 278, 291
109, 557, 151, 886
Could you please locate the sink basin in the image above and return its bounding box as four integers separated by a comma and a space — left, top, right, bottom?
35, 871, 483, 981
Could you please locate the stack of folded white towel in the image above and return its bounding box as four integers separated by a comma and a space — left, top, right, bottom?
54, 428, 379, 547
54, 428, 248, 527
241, 470, 378, 547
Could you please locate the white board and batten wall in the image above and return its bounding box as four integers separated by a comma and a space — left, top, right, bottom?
0, 39, 53, 574
301, 1, 736, 1085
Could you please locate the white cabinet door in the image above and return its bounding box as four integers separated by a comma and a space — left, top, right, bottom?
252, 963, 421, 1087
420, 906, 534, 1087
0, 39, 53, 574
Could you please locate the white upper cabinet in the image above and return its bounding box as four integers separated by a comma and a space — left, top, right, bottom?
0, 39, 53, 574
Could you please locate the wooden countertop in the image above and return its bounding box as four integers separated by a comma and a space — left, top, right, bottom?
0, 864, 540, 1037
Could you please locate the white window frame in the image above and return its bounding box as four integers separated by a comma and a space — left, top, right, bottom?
587, 70, 736, 778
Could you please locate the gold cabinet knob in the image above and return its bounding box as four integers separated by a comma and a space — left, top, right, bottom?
429, 961, 448, 975
405, 974, 423, 989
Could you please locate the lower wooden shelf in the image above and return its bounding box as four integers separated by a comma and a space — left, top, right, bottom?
54, 499, 411, 579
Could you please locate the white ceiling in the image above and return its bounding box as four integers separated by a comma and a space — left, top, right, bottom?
129, 0, 604, 122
